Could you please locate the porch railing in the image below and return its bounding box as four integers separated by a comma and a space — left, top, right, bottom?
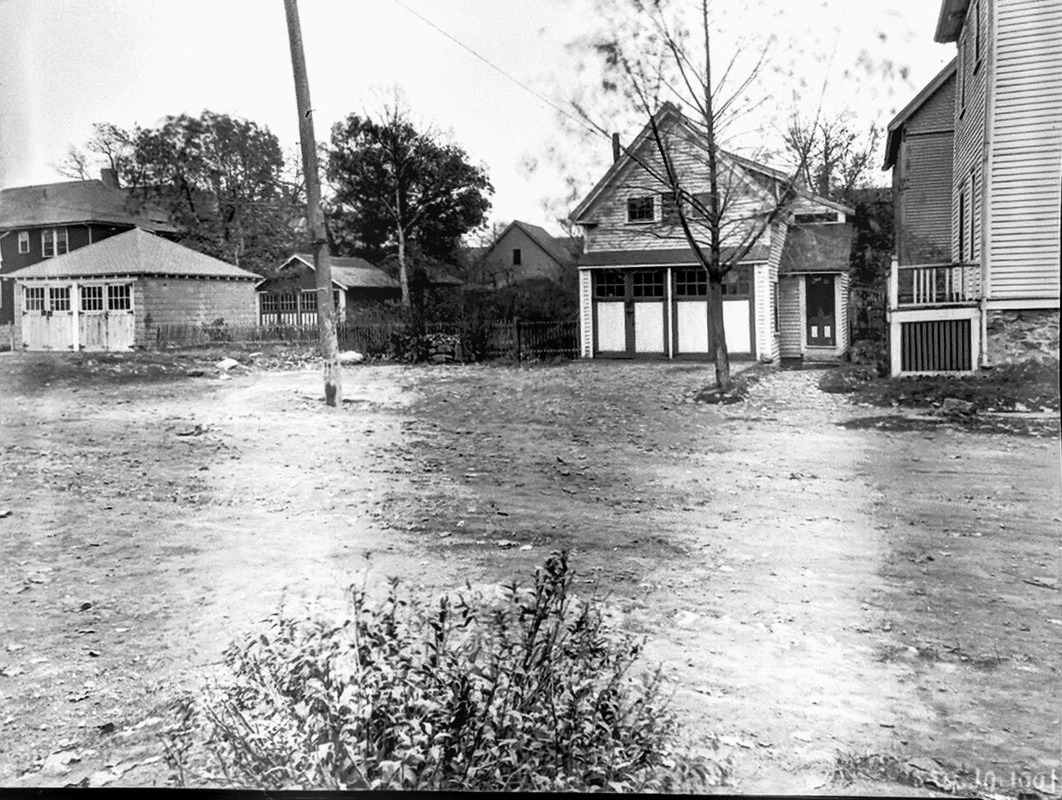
889, 260, 980, 309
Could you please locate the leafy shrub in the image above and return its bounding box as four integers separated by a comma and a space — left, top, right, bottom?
164, 553, 723, 791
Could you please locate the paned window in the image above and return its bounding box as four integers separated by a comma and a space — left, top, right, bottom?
261, 293, 278, 313
278, 293, 298, 313
24, 286, 45, 312
107, 284, 131, 311
721, 267, 750, 298
660, 193, 679, 224
593, 270, 626, 299
632, 269, 665, 298
626, 196, 655, 223
17, 232, 29, 254
49, 286, 71, 312
301, 290, 318, 312
41, 228, 69, 258
81, 285, 104, 312
674, 268, 708, 297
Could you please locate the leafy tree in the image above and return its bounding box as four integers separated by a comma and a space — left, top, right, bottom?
326, 103, 492, 306
60, 112, 305, 276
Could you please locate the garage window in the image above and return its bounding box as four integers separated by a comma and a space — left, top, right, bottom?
594, 270, 626, 299
279, 293, 298, 313
107, 284, 131, 311
675, 268, 707, 297
721, 266, 750, 298
49, 287, 71, 312
81, 285, 104, 312
632, 269, 664, 298
301, 290, 318, 312
24, 286, 45, 312
261, 293, 278, 313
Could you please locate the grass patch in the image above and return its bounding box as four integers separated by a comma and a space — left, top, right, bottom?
821, 359, 1060, 413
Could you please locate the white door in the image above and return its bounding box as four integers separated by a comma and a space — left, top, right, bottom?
595, 302, 626, 352
675, 300, 709, 354
22, 284, 75, 351
723, 299, 751, 354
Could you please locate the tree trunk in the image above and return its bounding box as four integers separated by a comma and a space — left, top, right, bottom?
707, 274, 732, 391
284, 0, 341, 407
396, 217, 411, 308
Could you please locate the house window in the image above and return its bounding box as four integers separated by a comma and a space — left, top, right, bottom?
81, 285, 104, 312
974, 1, 982, 66
969, 170, 976, 261
958, 191, 966, 262
512, 248, 522, 266
24, 286, 45, 312
958, 39, 966, 113
794, 212, 838, 224
300, 290, 318, 312
278, 293, 298, 313
17, 232, 29, 254
674, 267, 708, 297
41, 228, 69, 258
593, 270, 626, 299
632, 269, 665, 298
660, 193, 679, 224
333, 290, 341, 310
261, 293, 278, 313
721, 266, 751, 297
107, 284, 131, 311
49, 286, 71, 312
626, 196, 655, 223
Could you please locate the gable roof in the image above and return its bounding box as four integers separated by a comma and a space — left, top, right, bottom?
6, 227, 259, 280
280, 253, 400, 291
883, 59, 957, 169
483, 220, 580, 267
572, 102, 852, 223
0, 179, 177, 233
778, 223, 854, 275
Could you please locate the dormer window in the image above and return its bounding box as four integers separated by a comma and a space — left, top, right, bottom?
17, 232, 29, 254
626, 196, 655, 223
41, 228, 68, 258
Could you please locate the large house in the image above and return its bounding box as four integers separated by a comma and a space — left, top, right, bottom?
0, 170, 176, 326
475, 220, 581, 288
884, 0, 1061, 375
571, 103, 853, 362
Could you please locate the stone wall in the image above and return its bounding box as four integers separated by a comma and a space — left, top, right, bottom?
986, 308, 1060, 364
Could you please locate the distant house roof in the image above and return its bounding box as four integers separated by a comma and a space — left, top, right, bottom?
778, 224, 854, 275
0, 179, 177, 233
883, 59, 957, 169
7, 228, 259, 280
277, 253, 401, 291
579, 244, 770, 267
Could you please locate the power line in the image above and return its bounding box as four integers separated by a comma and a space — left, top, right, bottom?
388, 0, 605, 141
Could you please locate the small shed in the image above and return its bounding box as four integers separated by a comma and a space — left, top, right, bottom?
256, 254, 401, 326
9, 228, 260, 351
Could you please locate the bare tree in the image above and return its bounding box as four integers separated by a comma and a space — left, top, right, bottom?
576, 0, 812, 391
782, 113, 881, 202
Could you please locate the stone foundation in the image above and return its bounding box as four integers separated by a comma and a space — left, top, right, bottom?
985, 308, 1060, 364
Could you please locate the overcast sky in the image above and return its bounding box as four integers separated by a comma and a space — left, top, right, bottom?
0, 0, 953, 234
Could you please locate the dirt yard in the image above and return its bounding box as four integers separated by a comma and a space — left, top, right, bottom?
0, 352, 1059, 794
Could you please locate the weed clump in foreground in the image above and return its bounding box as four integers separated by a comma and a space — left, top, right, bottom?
164, 552, 723, 791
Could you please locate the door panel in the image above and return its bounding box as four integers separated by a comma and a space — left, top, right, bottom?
634, 302, 666, 353
723, 299, 752, 353
806, 275, 836, 346
595, 301, 627, 352
675, 300, 709, 353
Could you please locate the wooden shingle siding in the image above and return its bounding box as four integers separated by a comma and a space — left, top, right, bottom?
988, 0, 1062, 300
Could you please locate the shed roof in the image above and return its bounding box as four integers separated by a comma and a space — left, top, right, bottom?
7, 228, 259, 280
883, 59, 957, 169
282, 253, 400, 290
0, 179, 177, 232
778, 224, 854, 275
579, 243, 770, 268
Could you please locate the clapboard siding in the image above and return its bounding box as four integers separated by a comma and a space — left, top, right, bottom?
988, 0, 1062, 300
778, 276, 803, 357
951, 0, 987, 268
897, 131, 955, 264
579, 270, 593, 358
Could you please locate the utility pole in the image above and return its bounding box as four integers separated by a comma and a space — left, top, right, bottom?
283, 0, 341, 406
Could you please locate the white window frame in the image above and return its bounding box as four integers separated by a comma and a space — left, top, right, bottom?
24, 286, 46, 313
17, 231, 30, 254
41, 228, 69, 259
626, 195, 656, 224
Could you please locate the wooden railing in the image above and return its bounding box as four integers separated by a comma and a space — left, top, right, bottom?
889, 260, 980, 308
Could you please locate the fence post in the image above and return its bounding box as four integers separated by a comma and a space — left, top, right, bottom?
515, 317, 522, 362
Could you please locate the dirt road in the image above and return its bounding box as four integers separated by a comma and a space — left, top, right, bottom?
0, 354, 1058, 793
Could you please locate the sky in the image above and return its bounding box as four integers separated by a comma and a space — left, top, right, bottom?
0, 0, 954, 235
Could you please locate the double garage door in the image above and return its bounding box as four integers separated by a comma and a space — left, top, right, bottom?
593, 267, 753, 358
21, 282, 135, 351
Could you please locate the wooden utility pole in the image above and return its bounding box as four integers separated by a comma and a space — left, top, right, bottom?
283, 0, 341, 406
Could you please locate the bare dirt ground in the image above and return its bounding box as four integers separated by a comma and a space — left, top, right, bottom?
0, 352, 1058, 794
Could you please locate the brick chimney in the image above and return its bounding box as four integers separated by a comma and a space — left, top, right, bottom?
100, 168, 119, 189
611, 133, 621, 163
